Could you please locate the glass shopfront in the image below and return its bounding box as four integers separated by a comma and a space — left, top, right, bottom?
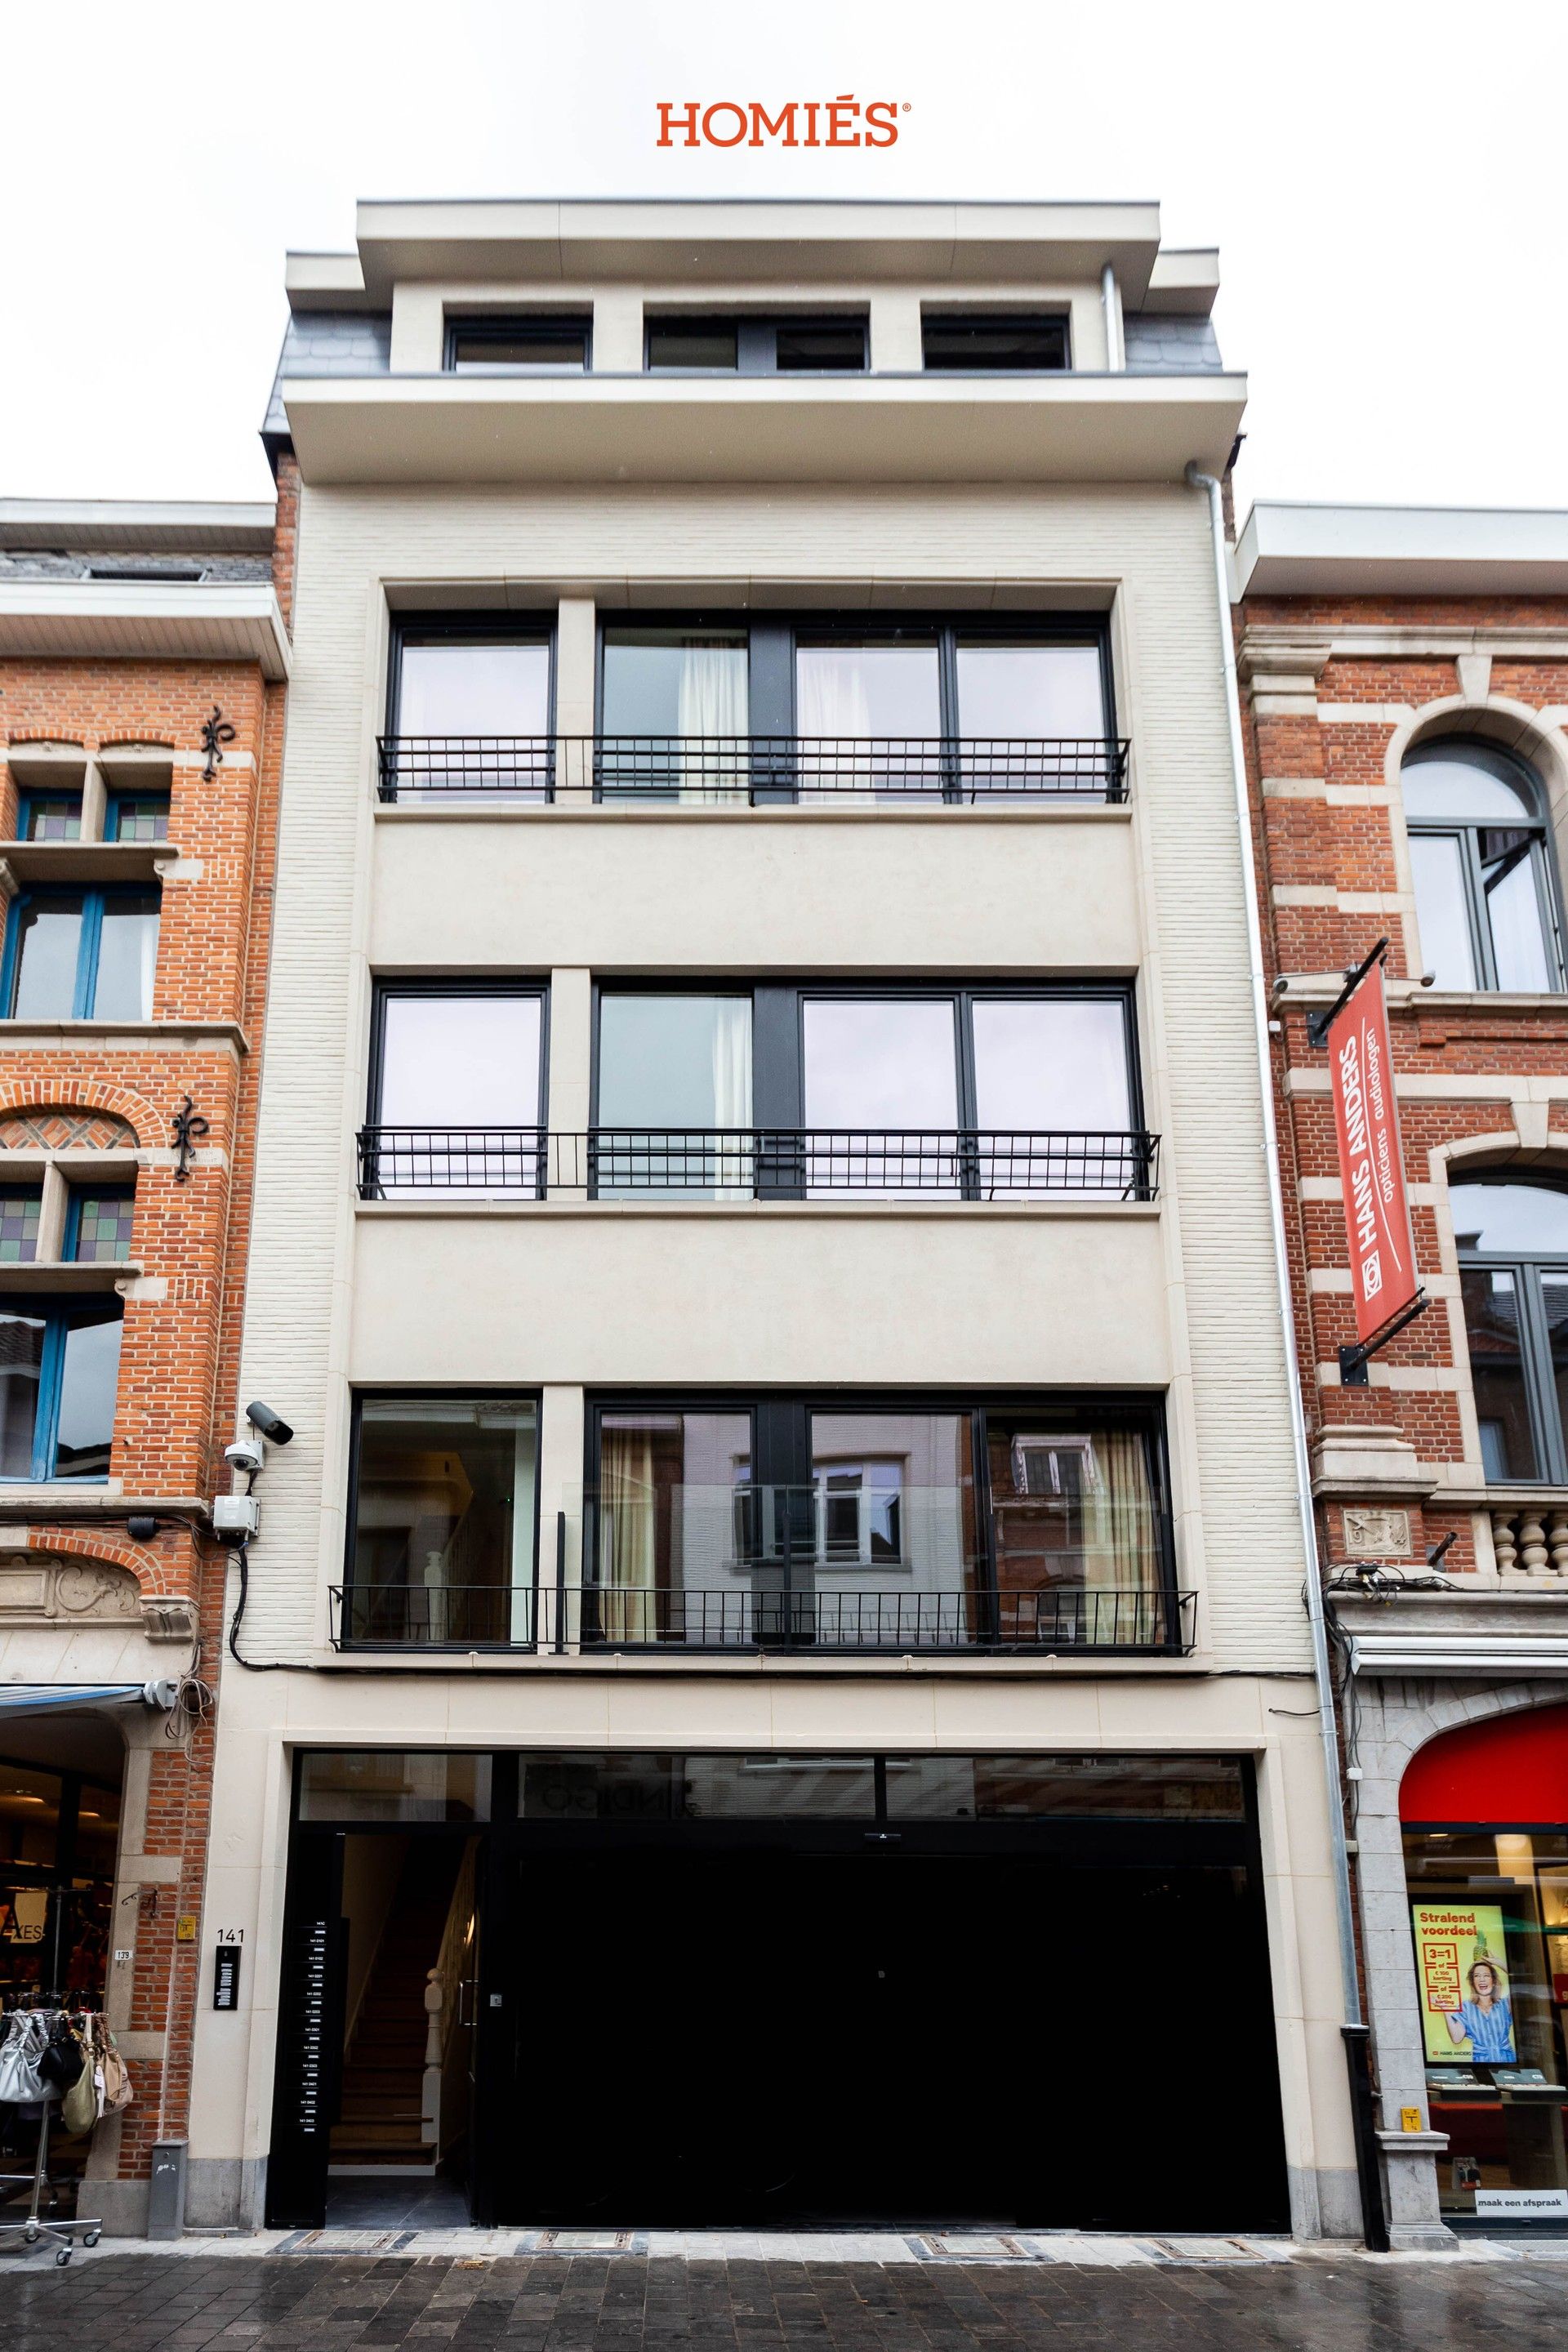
270, 1744, 1290, 2234
1402, 1707, 1568, 2227
0, 1743, 121, 2006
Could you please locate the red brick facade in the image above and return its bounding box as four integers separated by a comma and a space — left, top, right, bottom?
1239, 593, 1568, 1582
0, 484, 293, 2193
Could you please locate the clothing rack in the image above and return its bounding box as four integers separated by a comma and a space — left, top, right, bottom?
0, 2005, 105, 2266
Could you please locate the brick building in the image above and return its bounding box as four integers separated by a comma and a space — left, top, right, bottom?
1237, 501, 1568, 2244
0, 496, 292, 2233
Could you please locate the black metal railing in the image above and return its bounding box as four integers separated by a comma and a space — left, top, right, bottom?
330, 1582, 1195, 1655
356, 1127, 1160, 1202
376, 734, 1129, 804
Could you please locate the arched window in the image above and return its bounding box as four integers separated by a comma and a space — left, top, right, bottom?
1454, 1175, 1568, 1482
1403, 742, 1563, 994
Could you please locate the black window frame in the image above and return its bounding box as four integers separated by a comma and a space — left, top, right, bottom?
644, 313, 869, 375
920, 310, 1071, 372
590, 978, 1143, 1143
443, 313, 593, 372
595, 609, 1116, 746
584, 1388, 1178, 1628
1454, 1175, 1568, 1486
385, 611, 558, 742
341, 1388, 546, 1649
1404, 740, 1566, 996
368, 978, 551, 1126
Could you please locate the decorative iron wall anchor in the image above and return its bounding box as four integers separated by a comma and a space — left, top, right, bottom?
200, 706, 236, 782
172, 1095, 209, 1183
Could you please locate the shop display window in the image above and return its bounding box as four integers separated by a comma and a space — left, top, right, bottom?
1405, 1825, 1568, 2221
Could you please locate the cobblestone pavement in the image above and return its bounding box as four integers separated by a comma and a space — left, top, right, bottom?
6, 2252, 1568, 2352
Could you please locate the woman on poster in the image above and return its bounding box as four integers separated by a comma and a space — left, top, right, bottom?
1445, 1957, 1516, 2062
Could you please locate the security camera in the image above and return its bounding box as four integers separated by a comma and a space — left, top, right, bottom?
246, 1401, 295, 1446
225, 1437, 265, 1477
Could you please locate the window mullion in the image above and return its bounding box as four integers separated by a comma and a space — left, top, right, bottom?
1463, 831, 1499, 991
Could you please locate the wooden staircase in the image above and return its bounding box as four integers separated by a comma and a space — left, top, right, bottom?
332, 1843, 461, 2169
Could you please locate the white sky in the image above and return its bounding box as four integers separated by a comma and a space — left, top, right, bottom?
5, 0, 1566, 517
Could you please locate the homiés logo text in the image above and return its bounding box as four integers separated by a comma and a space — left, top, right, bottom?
657, 97, 905, 149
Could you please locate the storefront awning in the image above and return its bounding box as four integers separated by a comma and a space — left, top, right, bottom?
0, 1681, 176, 1716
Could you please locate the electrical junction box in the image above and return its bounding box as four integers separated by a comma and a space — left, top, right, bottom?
212, 1494, 260, 1539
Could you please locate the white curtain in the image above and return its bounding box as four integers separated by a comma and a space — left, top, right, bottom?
1084, 1431, 1157, 1601
676, 639, 747, 800
710, 996, 752, 1200
600, 1424, 658, 1641
798, 649, 875, 737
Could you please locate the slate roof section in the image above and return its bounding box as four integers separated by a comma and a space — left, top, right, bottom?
263, 310, 393, 436
1123, 312, 1224, 372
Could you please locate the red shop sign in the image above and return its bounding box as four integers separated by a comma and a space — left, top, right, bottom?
1325, 960, 1418, 1343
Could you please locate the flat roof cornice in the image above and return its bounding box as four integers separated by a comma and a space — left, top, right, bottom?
321, 198, 1165, 306
0, 582, 291, 679
1237, 500, 1568, 598
0, 499, 275, 553
282, 368, 1245, 487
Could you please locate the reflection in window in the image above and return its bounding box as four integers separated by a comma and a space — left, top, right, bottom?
7, 889, 158, 1022
393, 635, 552, 798
987, 1415, 1160, 1601
809, 1413, 975, 1597
595, 994, 752, 1197
804, 997, 958, 1196
1405, 745, 1561, 995
348, 1399, 537, 1645
595, 1410, 752, 1638
1454, 1178, 1568, 1483
372, 991, 544, 1196
0, 1298, 122, 1480
599, 628, 748, 796
298, 1750, 492, 1823
954, 641, 1107, 740
795, 641, 941, 795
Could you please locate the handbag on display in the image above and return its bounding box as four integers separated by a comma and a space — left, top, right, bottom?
39, 2017, 86, 2094
0, 2011, 50, 2105
97, 2024, 133, 2114
61, 2038, 100, 2136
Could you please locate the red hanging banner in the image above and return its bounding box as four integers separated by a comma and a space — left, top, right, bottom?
1325, 960, 1419, 1343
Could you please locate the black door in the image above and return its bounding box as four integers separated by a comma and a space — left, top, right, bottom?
493, 1836, 1289, 2233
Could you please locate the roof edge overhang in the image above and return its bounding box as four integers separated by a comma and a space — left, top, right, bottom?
0, 499, 276, 554
1236, 500, 1568, 600
0, 581, 291, 680
282, 368, 1246, 488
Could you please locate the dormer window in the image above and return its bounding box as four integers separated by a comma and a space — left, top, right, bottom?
444, 314, 591, 371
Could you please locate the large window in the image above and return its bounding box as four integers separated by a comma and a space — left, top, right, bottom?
385, 621, 553, 799
345, 1397, 539, 1645
364, 985, 546, 1196
1405, 743, 1563, 994
586, 1396, 1172, 1650
1454, 1178, 1568, 1483
0, 1298, 122, 1480
595, 614, 1115, 801
645, 314, 866, 372
2, 888, 158, 1022
593, 984, 1143, 1197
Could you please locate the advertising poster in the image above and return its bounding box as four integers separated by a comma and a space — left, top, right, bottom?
1412, 1903, 1517, 2063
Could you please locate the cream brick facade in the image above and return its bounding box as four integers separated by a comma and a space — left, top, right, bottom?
193, 202, 1357, 2241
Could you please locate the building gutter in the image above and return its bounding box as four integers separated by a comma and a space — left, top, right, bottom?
1186, 460, 1388, 2252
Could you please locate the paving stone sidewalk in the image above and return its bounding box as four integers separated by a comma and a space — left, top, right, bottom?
7, 2252, 1568, 2352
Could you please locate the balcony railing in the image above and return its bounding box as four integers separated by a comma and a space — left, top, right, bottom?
355, 1126, 1161, 1202
330, 1582, 1195, 1655
376, 734, 1129, 805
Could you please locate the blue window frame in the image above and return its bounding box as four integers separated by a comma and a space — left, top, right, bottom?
65, 1186, 136, 1264
16, 794, 83, 841
1, 886, 159, 1021
0, 1297, 122, 1481
105, 792, 171, 844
